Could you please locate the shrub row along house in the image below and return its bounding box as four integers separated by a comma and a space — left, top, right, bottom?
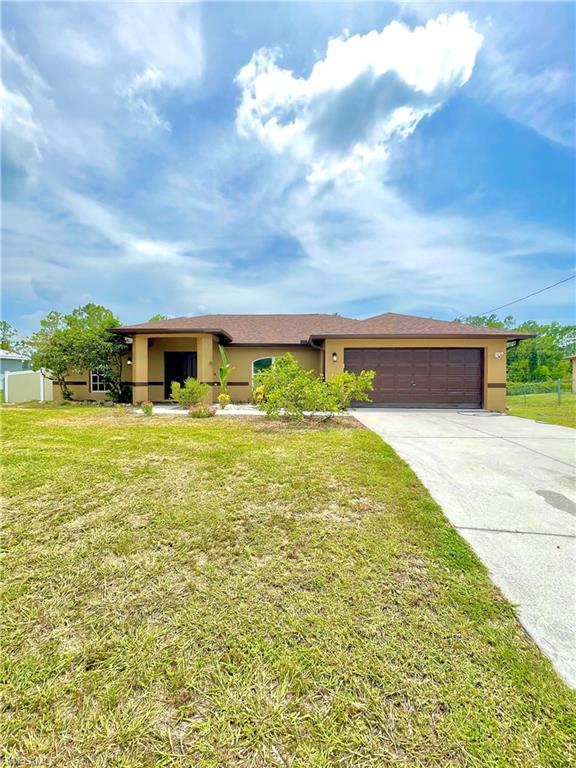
56, 313, 532, 411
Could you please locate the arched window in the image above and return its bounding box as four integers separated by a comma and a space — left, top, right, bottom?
252, 356, 275, 380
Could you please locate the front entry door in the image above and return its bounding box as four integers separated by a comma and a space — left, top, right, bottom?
164, 352, 197, 399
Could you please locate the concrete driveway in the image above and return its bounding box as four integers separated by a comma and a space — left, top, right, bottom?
351, 408, 576, 688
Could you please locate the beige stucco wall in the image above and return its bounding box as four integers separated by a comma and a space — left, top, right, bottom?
572, 360, 576, 394
323, 337, 508, 411
54, 353, 132, 402
210, 343, 321, 402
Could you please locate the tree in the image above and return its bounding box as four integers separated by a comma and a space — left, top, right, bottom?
0, 320, 18, 351
27, 312, 75, 399
148, 313, 168, 322
27, 304, 129, 401
455, 315, 576, 383
454, 314, 515, 329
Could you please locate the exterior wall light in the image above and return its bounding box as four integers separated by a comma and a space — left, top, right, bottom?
332, 352, 338, 362
127, 358, 132, 366
494, 352, 504, 359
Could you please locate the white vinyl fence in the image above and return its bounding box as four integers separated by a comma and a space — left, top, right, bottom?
3, 370, 53, 403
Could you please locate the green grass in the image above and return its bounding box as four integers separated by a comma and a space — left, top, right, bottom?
2, 406, 575, 767
506, 391, 576, 429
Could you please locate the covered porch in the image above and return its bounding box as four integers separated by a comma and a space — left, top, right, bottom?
130, 333, 216, 404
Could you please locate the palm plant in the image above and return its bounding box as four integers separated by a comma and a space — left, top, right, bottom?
217, 345, 232, 407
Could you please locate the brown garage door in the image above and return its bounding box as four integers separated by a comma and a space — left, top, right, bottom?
344, 348, 483, 408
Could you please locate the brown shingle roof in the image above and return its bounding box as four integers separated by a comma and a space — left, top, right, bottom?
320, 312, 532, 338
113, 312, 533, 344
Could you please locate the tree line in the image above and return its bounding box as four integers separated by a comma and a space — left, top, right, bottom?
455, 315, 575, 382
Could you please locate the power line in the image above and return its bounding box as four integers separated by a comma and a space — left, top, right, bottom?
478, 274, 575, 316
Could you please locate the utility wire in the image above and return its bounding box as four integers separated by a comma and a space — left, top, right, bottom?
478, 274, 575, 316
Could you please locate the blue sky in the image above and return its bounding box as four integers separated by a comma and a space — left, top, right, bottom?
1, 1, 574, 333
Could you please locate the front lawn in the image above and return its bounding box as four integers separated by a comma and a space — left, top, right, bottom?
2, 406, 574, 767
506, 391, 576, 429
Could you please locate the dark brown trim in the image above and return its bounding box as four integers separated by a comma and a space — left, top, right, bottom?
64, 381, 87, 385
487, 382, 506, 388
204, 381, 250, 386
132, 381, 164, 386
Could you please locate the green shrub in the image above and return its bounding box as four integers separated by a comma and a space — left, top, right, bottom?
188, 404, 216, 418
141, 401, 153, 416
254, 354, 374, 419
327, 370, 375, 409
254, 354, 331, 419
170, 377, 210, 407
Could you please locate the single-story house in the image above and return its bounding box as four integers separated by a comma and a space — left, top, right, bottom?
58, 312, 533, 411
0, 350, 30, 393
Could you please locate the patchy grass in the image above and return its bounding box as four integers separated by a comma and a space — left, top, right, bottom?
2, 406, 575, 767
507, 391, 576, 429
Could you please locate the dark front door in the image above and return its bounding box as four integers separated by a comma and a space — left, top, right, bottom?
164, 352, 197, 399
344, 348, 484, 408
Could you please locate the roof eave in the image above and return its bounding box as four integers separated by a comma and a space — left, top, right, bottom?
110, 326, 233, 342
308, 332, 536, 341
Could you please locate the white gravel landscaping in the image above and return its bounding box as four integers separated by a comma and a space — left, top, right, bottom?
135, 403, 264, 416
135, 403, 339, 417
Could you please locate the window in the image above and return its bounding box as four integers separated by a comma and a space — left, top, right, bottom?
252, 357, 275, 380
90, 370, 108, 393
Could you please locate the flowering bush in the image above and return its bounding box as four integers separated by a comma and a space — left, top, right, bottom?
218, 392, 231, 409
188, 404, 217, 419
252, 385, 266, 405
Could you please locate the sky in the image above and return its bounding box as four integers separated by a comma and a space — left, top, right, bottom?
1, 1, 575, 334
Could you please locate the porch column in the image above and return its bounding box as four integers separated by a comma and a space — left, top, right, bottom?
197, 334, 214, 404
132, 334, 149, 404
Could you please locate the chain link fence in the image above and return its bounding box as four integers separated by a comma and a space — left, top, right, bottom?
506, 379, 572, 405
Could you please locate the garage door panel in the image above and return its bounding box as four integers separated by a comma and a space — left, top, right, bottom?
344, 347, 483, 408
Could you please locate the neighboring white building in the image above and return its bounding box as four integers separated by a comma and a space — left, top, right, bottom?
0, 350, 30, 393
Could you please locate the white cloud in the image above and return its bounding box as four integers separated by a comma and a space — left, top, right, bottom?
119, 65, 170, 130
407, 3, 575, 146
0, 81, 46, 177
475, 43, 574, 146
1, 32, 49, 93
112, 2, 204, 129
0, 2, 204, 181
56, 189, 202, 266
236, 13, 483, 181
